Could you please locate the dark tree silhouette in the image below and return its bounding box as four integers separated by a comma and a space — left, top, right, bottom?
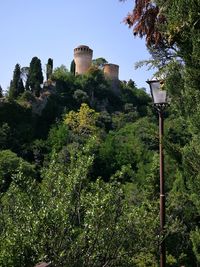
9, 64, 24, 99
46, 58, 53, 80
26, 57, 43, 96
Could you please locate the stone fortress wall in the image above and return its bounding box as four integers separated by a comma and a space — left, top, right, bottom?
103, 63, 119, 80
74, 45, 93, 75
74, 45, 119, 80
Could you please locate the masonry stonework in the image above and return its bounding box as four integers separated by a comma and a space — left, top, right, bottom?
73, 45, 119, 81
103, 63, 119, 80
74, 45, 93, 75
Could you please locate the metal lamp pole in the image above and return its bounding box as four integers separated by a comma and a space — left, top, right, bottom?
146, 80, 169, 267
158, 106, 166, 267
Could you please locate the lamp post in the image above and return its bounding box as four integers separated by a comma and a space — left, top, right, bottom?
146, 80, 169, 267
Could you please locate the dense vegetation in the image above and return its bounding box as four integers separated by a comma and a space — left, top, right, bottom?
0, 0, 200, 266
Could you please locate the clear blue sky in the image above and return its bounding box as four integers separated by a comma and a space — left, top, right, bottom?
0, 0, 154, 91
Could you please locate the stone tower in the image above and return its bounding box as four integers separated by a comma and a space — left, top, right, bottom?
103, 63, 119, 80
74, 45, 93, 75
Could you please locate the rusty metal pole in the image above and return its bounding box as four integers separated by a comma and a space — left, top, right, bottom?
159, 110, 166, 267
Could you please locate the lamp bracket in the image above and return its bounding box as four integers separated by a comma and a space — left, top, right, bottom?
154, 103, 169, 113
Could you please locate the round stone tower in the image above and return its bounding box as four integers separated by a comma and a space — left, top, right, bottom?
74, 45, 93, 75
103, 63, 119, 80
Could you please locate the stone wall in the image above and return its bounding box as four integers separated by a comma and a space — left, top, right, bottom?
103, 63, 119, 80
74, 45, 93, 75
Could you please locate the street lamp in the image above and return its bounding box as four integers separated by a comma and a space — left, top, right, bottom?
146, 79, 169, 267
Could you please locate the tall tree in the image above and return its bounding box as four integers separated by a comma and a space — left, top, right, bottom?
46, 58, 53, 80
9, 64, 24, 99
70, 59, 76, 75
120, 0, 166, 46
121, 1, 200, 265
0, 85, 3, 98
26, 57, 43, 96
121, 0, 200, 62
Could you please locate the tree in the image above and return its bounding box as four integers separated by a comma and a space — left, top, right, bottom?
0, 123, 11, 150
121, 2, 200, 264
50, 65, 77, 109
78, 66, 121, 112
70, 59, 76, 75
0, 141, 161, 267
64, 103, 100, 137
9, 64, 24, 99
96, 117, 157, 181
0, 85, 3, 98
121, 0, 200, 66
26, 57, 43, 96
92, 57, 108, 68
51, 65, 69, 81
47, 122, 69, 153
73, 89, 89, 105
120, 0, 166, 46
0, 149, 36, 192
46, 58, 53, 80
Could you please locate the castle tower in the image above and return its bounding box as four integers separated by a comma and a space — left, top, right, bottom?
103, 63, 119, 80
74, 45, 93, 75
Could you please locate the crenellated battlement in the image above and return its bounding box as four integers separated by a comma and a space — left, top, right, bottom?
74, 45, 93, 54
73, 45, 119, 81
74, 45, 93, 75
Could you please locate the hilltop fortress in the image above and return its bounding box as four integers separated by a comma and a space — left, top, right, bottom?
74, 45, 119, 81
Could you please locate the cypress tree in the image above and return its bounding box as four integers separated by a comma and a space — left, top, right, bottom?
46, 58, 53, 80
70, 59, 76, 75
27, 57, 43, 96
9, 64, 24, 99
0, 85, 3, 98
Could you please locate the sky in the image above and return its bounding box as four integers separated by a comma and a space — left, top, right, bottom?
0, 0, 154, 91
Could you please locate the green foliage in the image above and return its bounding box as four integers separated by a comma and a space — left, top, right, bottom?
0, 141, 161, 266
164, 116, 191, 167
0, 173, 39, 267
0, 123, 11, 150
78, 67, 122, 112
51, 65, 78, 109
26, 57, 43, 96
46, 58, 53, 80
0, 149, 36, 192
70, 59, 76, 75
92, 57, 108, 67
0, 101, 34, 153
97, 110, 112, 132
9, 64, 24, 99
47, 122, 69, 152
51, 64, 69, 81
2, 24, 200, 264
0, 85, 3, 98
122, 1, 200, 262
18, 90, 36, 102
97, 117, 157, 181
64, 103, 100, 137
191, 229, 200, 263
33, 92, 69, 139
73, 89, 89, 104
120, 80, 151, 117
